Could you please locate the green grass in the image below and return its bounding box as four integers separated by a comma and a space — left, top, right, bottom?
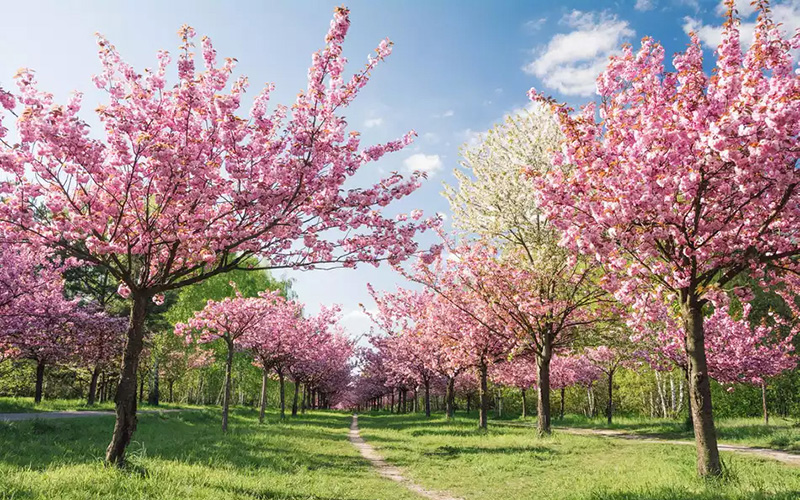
0, 408, 420, 499
358, 411, 800, 500
546, 414, 800, 451
0, 396, 202, 414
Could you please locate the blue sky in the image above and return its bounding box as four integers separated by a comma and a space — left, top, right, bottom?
1, 0, 798, 338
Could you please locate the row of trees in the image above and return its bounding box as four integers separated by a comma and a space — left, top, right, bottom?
354, 1, 800, 478
0, 6, 437, 466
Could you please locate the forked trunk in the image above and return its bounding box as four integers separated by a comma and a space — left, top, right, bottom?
682, 295, 721, 477
105, 293, 148, 467
87, 365, 101, 406
221, 337, 234, 433
259, 366, 268, 424
34, 360, 45, 404
478, 362, 489, 429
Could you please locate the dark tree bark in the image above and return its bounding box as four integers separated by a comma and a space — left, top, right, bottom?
259, 366, 268, 424
278, 370, 286, 419
291, 379, 300, 416
424, 378, 431, 417
445, 376, 456, 420
221, 337, 234, 433
301, 384, 306, 414
606, 370, 615, 424
762, 381, 769, 426
478, 362, 489, 429
105, 293, 148, 467
147, 357, 159, 406
536, 344, 553, 436
559, 387, 565, 420
87, 365, 101, 406
521, 388, 527, 419
168, 380, 174, 403
34, 360, 45, 404
682, 295, 721, 477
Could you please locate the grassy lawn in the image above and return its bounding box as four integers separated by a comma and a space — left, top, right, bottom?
358, 412, 800, 500
546, 414, 800, 452
0, 397, 202, 414
0, 408, 420, 500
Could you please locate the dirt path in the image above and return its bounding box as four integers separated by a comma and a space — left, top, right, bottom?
560, 427, 800, 466
498, 422, 800, 466
0, 408, 186, 422
348, 414, 463, 500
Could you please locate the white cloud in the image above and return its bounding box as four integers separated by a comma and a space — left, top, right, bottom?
523, 10, 634, 96
524, 17, 547, 32
684, 0, 800, 51
404, 153, 443, 175
364, 117, 383, 128
634, 0, 656, 11
433, 109, 455, 118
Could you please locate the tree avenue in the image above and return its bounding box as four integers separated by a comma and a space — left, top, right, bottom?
0, 7, 435, 465
530, 1, 800, 476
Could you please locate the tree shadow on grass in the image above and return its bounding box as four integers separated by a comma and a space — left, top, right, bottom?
583, 487, 800, 500
424, 445, 556, 458
211, 484, 371, 500
0, 410, 365, 473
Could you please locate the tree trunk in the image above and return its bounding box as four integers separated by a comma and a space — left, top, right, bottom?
560, 387, 565, 420
259, 367, 268, 424
536, 346, 552, 436
424, 378, 431, 418
147, 357, 159, 406
87, 365, 101, 406
445, 376, 455, 420
607, 370, 614, 425
478, 362, 489, 429
682, 296, 722, 477
105, 293, 148, 467
301, 384, 307, 414
34, 360, 45, 404
390, 390, 395, 413
291, 379, 300, 417
221, 337, 234, 433
466, 392, 471, 413
521, 388, 527, 419
278, 370, 286, 419
762, 381, 769, 426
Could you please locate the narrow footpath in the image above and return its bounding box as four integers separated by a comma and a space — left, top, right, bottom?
348, 414, 463, 500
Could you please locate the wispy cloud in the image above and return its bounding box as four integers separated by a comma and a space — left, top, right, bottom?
364, 117, 384, 128
523, 10, 634, 96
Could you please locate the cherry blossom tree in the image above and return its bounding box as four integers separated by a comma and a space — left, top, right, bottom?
71, 308, 128, 405
584, 346, 634, 424
405, 239, 608, 433
0, 8, 434, 465
491, 354, 537, 418
177, 287, 289, 431
530, 1, 800, 475
642, 291, 796, 426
